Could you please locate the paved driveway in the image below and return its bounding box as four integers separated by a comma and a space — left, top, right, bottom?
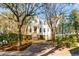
0, 40, 73, 56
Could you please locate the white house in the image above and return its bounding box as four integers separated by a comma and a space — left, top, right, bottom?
27, 16, 52, 40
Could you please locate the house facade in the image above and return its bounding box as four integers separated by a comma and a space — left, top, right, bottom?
27, 16, 52, 40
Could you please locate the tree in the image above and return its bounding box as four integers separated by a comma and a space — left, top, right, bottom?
43, 3, 73, 46
70, 9, 79, 42
0, 3, 43, 50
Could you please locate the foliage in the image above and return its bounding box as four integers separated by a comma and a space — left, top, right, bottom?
0, 3, 44, 47
65, 35, 78, 47
0, 33, 18, 45
71, 36, 78, 47
55, 36, 62, 48
56, 35, 78, 48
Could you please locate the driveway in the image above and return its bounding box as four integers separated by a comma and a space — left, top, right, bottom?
0, 40, 73, 56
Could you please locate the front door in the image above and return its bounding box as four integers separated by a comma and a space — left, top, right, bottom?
34, 26, 37, 32
32, 26, 38, 40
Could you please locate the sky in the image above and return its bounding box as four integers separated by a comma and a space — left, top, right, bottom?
0, 8, 4, 12
0, 4, 79, 12
0, 3, 79, 19
72, 4, 79, 10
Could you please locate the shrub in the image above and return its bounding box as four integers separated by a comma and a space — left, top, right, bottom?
71, 36, 77, 47
65, 35, 77, 48
0, 33, 18, 46
56, 35, 78, 48
55, 36, 62, 48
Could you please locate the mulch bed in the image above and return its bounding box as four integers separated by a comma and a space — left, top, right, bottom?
0, 42, 32, 51
20, 42, 32, 51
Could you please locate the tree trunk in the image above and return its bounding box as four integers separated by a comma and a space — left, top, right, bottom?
62, 23, 64, 40
17, 25, 22, 50
75, 30, 79, 42
51, 28, 55, 47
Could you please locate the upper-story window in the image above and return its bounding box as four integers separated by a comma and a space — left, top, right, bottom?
40, 21, 42, 24
40, 28, 42, 33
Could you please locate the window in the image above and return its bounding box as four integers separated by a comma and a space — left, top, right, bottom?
30, 27, 31, 32
44, 28, 45, 32
40, 21, 42, 24
40, 28, 42, 33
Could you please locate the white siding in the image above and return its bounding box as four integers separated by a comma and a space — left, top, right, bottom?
27, 17, 52, 40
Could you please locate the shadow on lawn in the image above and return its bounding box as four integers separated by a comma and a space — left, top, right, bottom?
69, 47, 79, 56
